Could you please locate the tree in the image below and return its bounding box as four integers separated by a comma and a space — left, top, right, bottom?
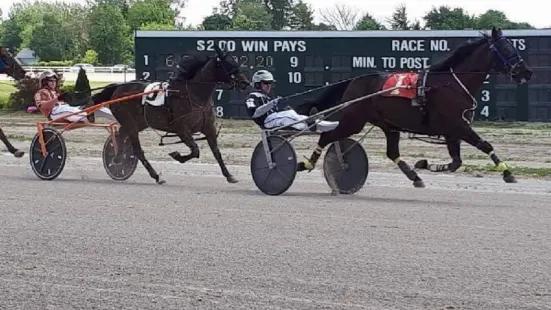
231, 0, 272, 30
72, 67, 91, 105
88, 4, 131, 64
263, 0, 293, 30
475, 9, 534, 29
387, 3, 414, 30
127, 0, 177, 31
423, 6, 476, 30
28, 13, 66, 61
287, 0, 315, 30
318, 4, 361, 30
139, 21, 180, 30
355, 12, 386, 30
201, 14, 233, 30
82, 49, 99, 65
312, 23, 337, 31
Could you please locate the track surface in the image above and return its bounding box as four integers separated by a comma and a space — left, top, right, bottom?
1, 156, 551, 310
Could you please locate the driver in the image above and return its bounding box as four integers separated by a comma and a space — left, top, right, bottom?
245, 70, 338, 132
33, 70, 117, 123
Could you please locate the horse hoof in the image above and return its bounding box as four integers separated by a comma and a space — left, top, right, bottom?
414, 159, 428, 169
413, 180, 425, 188
157, 179, 166, 185
331, 189, 340, 196
168, 151, 179, 159
13, 150, 24, 158
503, 174, 517, 183
297, 162, 313, 172
227, 175, 238, 183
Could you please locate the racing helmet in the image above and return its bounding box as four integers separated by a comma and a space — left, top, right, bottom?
251, 70, 275, 88
38, 70, 58, 87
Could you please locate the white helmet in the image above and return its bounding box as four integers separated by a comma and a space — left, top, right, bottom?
38, 70, 58, 86
251, 70, 275, 86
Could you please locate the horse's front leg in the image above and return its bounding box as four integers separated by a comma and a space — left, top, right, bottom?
203, 121, 237, 183
458, 126, 516, 183
0, 127, 24, 157
384, 129, 425, 188
414, 136, 463, 172
168, 128, 200, 164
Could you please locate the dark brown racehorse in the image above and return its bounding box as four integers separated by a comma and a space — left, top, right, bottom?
89, 45, 250, 184
297, 27, 533, 189
0, 47, 27, 158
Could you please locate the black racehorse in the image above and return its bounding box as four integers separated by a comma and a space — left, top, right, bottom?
297, 27, 533, 189
0, 47, 27, 158
89, 45, 250, 184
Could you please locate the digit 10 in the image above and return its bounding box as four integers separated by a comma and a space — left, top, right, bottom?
289, 56, 298, 68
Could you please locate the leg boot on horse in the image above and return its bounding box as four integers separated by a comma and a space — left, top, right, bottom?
0, 128, 24, 157
414, 136, 463, 172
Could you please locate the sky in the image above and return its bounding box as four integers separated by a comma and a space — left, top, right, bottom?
1, 0, 548, 29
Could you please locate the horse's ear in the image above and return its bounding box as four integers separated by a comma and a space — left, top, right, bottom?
213, 43, 224, 59
491, 27, 499, 38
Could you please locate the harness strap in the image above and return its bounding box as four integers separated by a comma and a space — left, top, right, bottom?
450, 67, 478, 124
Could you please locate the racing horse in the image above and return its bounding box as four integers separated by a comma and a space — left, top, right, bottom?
0, 47, 27, 158
89, 45, 250, 184
297, 27, 533, 189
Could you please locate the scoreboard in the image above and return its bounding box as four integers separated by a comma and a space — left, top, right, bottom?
134, 29, 551, 122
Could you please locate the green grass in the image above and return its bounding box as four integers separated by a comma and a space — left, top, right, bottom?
0, 82, 15, 103
463, 164, 551, 177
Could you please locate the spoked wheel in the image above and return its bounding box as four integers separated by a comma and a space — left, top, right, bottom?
250, 135, 297, 195
29, 128, 67, 181
323, 138, 369, 195
102, 131, 138, 181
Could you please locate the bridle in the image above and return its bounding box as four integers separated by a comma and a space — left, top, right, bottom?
214, 54, 249, 91
488, 35, 525, 81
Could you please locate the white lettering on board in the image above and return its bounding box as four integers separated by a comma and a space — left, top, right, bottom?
430, 39, 450, 51
510, 38, 526, 51
381, 57, 396, 68
196, 40, 236, 52
391, 40, 425, 52
399, 57, 431, 69
273, 40, 306, 52
241, 40, 269, 52
352, 56, 376, 68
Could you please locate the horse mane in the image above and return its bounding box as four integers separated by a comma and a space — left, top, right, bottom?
174, 51, 213, 81
429, 33, 490, 72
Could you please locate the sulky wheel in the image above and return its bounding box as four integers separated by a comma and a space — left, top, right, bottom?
102, 131, 138, 181
250, 135, 297, 195
323, 137, 369, 195
29, 127, 67, 181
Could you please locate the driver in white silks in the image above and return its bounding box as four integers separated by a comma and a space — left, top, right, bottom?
245, 70, 339, 132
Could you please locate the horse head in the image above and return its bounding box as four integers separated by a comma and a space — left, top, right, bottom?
209, 44, 250, 91
0, 47, 27, 81
485, 27, 533, 84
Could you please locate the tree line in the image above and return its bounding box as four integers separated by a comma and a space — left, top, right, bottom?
0, 0, 541, 66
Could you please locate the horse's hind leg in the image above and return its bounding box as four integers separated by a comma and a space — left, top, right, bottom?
458, 126, 516, 183
123, 128, 165, 184
297, 117, 365, 172
414, 136, 463, 172
0, 127, 24, 157
384, 129, 425, 188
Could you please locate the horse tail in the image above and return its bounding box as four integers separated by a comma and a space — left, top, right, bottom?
91, 83, 119, 105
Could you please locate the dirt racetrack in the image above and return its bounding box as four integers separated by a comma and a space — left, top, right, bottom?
1, 114, 551, 309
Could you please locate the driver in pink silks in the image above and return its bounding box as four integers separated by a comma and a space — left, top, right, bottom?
33, 70, 117, 123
